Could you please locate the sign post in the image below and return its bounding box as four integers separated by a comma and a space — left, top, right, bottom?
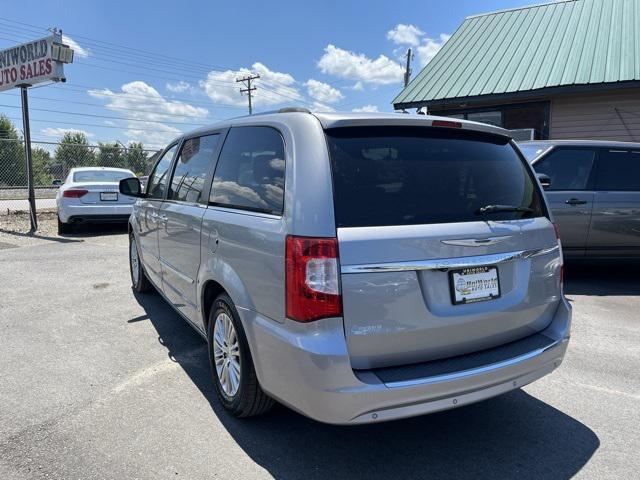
20, 85, 37, 231
0, 30, 74, 232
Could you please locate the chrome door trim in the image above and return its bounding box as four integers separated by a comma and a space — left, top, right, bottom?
159, 257, 195, 284
340, 245, 559, 274
382, 338, 565, 388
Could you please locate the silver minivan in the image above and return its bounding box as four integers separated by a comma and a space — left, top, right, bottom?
120, 110, 571, 425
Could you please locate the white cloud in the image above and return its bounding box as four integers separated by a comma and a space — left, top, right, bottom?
387, 24, 425, 47
200, 62, 302, 108
352, 105, 379, 113
317, 45, 404, 85
62, 35, 89, 58
88, 81, 208, 146
123, 123, 182, 149
351, 81, 364, 91
305, 79, 343, 104
41, 127, 94, 138
166, 80, 192, 93
416, 34, 451, 67
312, 101, 335, 112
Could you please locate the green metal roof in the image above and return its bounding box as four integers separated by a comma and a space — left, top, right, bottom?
393, 0, 640, 108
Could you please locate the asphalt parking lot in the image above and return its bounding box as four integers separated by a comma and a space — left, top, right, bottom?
0, 220, 639, 479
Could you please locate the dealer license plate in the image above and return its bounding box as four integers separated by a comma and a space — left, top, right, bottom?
449, 266, 500, 305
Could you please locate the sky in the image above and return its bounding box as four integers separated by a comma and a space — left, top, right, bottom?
0, 0, 543, 150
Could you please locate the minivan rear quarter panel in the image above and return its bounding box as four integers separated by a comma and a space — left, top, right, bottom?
197, 114, 339, 326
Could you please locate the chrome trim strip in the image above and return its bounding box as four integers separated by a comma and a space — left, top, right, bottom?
159, 257, 195, 284
441, 236, 512, 247
383, 338, 564, 388
340, 245, 559, 274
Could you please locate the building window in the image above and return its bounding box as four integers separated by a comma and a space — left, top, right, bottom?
466, 111, 502, 127
431, 101, 549, 139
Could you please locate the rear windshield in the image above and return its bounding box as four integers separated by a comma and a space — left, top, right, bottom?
73, 170, 134, 183
326, 126, 546, 228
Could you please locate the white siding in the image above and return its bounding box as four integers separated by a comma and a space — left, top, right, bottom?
551, 89, 640, 141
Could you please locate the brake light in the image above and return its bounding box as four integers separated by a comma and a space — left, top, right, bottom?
63, 189, 88, 198
554, 223, 564, 289
431, 120, 462, 128
286, 236, 342, 322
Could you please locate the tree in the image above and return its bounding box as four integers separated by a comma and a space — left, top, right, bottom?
97, 142, 126, 169
125, 142, 150, 175
32, 147, 53, 185
0, 115, 24, 186
54, 132, 94, 175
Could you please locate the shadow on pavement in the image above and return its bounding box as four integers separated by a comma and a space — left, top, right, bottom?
133, 291, 599, 480
564, 262, 640, 296
0, 227, 82, 243
62, 222, 129, 238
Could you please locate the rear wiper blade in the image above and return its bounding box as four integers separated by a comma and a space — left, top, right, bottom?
475, 204, 534, 215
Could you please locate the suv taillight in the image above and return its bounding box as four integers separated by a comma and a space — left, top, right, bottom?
286, 236, 342, 322
63, 189, 88, 198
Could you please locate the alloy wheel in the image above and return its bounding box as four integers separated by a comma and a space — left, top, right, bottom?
213, 312, 241, 398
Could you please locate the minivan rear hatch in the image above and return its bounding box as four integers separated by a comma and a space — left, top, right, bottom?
326, 125, 562, 370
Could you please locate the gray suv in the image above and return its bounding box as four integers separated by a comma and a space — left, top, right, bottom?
521, 140, 640, 259
120, 110, 570, 424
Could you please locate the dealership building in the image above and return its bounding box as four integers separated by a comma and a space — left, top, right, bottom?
393, 0, 640, 141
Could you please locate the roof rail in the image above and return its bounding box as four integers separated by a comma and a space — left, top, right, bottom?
277, 107, 311, 114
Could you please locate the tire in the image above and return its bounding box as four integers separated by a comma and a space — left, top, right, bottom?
129, 233, 152, 293
57, 215, 72, 235
207, 293, 274, 417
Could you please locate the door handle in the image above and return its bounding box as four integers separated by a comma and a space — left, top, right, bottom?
565, 198, 588, 206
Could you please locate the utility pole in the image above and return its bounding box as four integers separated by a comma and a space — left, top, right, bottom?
403, 48, 413, 87
236, 74, 260, 114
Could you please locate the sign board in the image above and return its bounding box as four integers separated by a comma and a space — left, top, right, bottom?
0, 32, 73, 92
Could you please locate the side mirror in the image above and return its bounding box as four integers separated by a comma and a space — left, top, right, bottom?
52, 179, 62, 186
119, 177, 145, 198
537, 173, 551, 190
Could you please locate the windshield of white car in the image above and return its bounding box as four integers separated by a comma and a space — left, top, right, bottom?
72, 170, 134, 183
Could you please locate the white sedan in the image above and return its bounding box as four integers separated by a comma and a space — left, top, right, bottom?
56, 167, 137, 234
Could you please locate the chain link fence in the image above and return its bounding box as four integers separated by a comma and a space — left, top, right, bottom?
0, 138, 160, 216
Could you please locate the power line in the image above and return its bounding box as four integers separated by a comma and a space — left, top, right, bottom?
0, 30, 319, 109
57, 83, 246, 110
2, 115, 191, 135
0, 17, 237, 73
0, 19, 334, 112
0, 92, 232, 119
0, 103, 213, 126
0, 137, 161, 151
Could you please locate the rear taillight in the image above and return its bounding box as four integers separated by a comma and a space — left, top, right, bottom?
63, 189, 88, 198
286, 236, 342, 322
554, 223, 564, 289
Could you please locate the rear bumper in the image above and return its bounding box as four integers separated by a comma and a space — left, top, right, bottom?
241, 297, 571, 425
58, 203, 132, 223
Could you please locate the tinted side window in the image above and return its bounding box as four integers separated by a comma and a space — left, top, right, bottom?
168, 135, 220, 203
534, 149, 595, 191
596, 150, 640, 191
147, 144, 177, 199
210, 127, 285, 215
